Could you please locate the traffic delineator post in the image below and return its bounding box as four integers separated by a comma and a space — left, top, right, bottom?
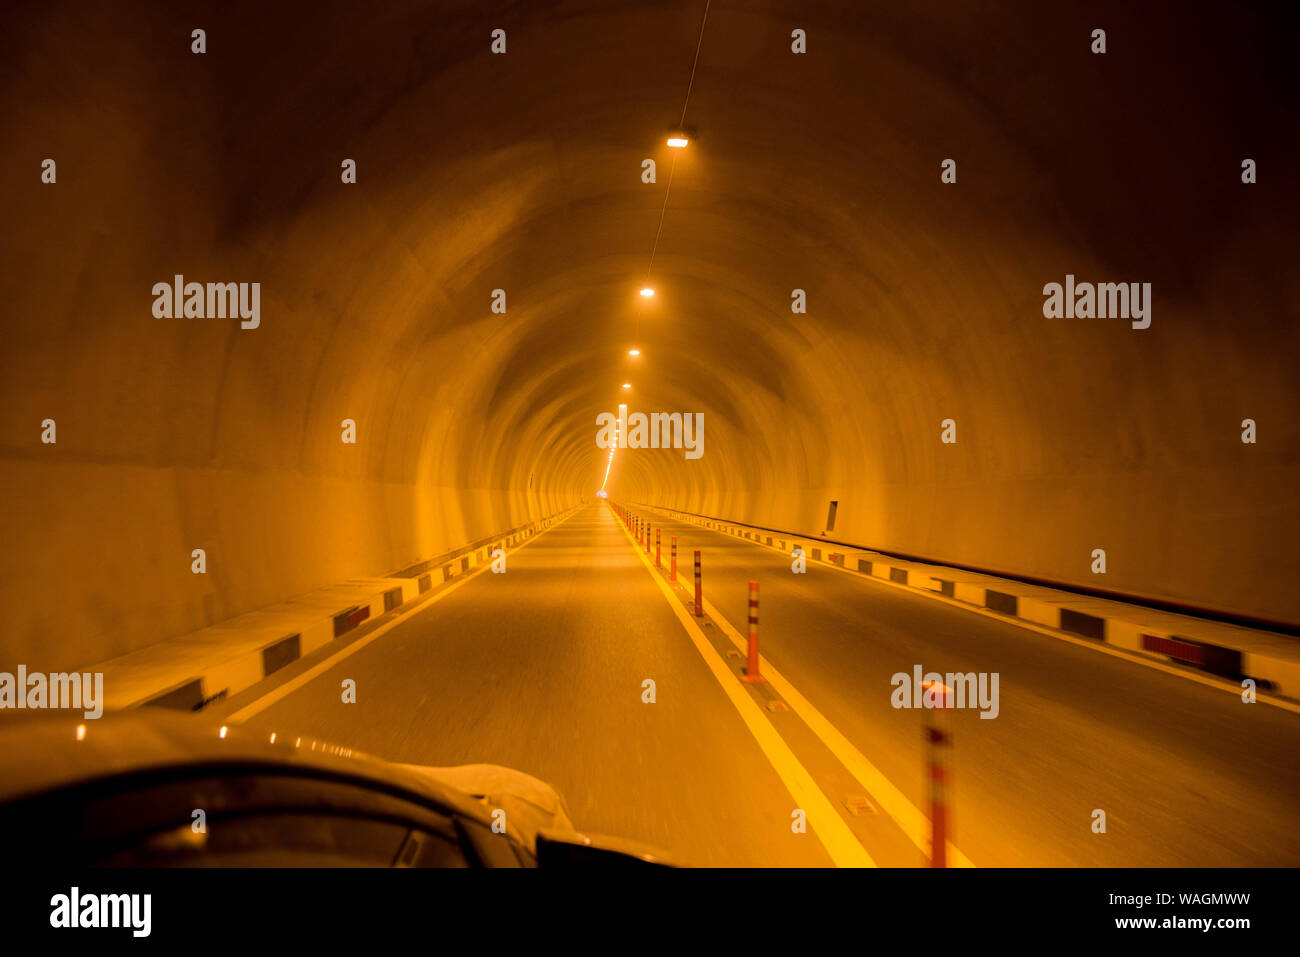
693, 550, 703, 617
922, 679, 953, 868
670, 536, 677, 582
742, 580, 763, 683
655, 528, 661, 567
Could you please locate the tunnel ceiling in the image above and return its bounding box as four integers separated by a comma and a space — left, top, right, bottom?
2, 0, 1298, 666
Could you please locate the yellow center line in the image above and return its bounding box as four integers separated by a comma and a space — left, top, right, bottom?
612, 505, 875, 868
698, 593, 975, 868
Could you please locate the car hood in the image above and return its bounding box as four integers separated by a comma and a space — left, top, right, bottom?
0, 712, 568, 841
398, 762, 574, 848
0, 711, 674, 864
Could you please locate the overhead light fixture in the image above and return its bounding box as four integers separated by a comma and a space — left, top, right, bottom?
628, 348, 640, 356
622, 383, 631, 389
639, 287, 655, 298
667, 134, 689, 148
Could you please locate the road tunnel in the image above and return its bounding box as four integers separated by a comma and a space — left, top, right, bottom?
0, 0, 1297, 881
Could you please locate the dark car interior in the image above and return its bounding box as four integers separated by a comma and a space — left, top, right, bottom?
0, 764, 530, 867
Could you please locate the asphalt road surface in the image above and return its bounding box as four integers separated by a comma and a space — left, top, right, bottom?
210, 504, 1300, 867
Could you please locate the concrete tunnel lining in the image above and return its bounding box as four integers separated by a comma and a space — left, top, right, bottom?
0, 0, 1297, 672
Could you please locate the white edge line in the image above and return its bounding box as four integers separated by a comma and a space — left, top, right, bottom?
224, 509, 580, 723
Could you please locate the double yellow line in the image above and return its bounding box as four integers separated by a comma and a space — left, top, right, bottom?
612, 505, 876, 867
616, 504, 976, 868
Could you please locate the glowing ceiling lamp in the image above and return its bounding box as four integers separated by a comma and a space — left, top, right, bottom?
667, 134, 689, 148
628, 348, 640, 356
639, 287, 655, 298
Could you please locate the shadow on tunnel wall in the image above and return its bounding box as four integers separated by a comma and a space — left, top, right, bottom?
0, 0, 1297, 671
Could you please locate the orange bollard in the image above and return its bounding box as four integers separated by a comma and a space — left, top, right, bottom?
645, 524, 652, 555
670, 536, 677, 582
922, 680, 953, 867
655, 528, 661, 567
741, 581, 763, 683
693, 550, 703, 616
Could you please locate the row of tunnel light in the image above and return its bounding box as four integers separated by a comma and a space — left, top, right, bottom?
602, 131, 690, 494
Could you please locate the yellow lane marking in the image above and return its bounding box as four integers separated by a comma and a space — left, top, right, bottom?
225, 509, 583, 724
646, 507, 1300, 716
698, 593, 974, 868
612, 505, 875, 868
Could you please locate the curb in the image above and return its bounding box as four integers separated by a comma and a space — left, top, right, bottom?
93, 504, 584, 712
633, 504, 1300, 700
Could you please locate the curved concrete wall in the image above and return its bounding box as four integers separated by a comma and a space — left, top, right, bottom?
2, 1, 1297, 670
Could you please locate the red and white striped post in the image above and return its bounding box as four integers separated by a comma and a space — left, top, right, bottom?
655, 528, 661, 567
645, 523, 652, 555
693, 550, 703, 617
742, 580, 763, 683
670, 536, 677, 582
922, 680, 953, 868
